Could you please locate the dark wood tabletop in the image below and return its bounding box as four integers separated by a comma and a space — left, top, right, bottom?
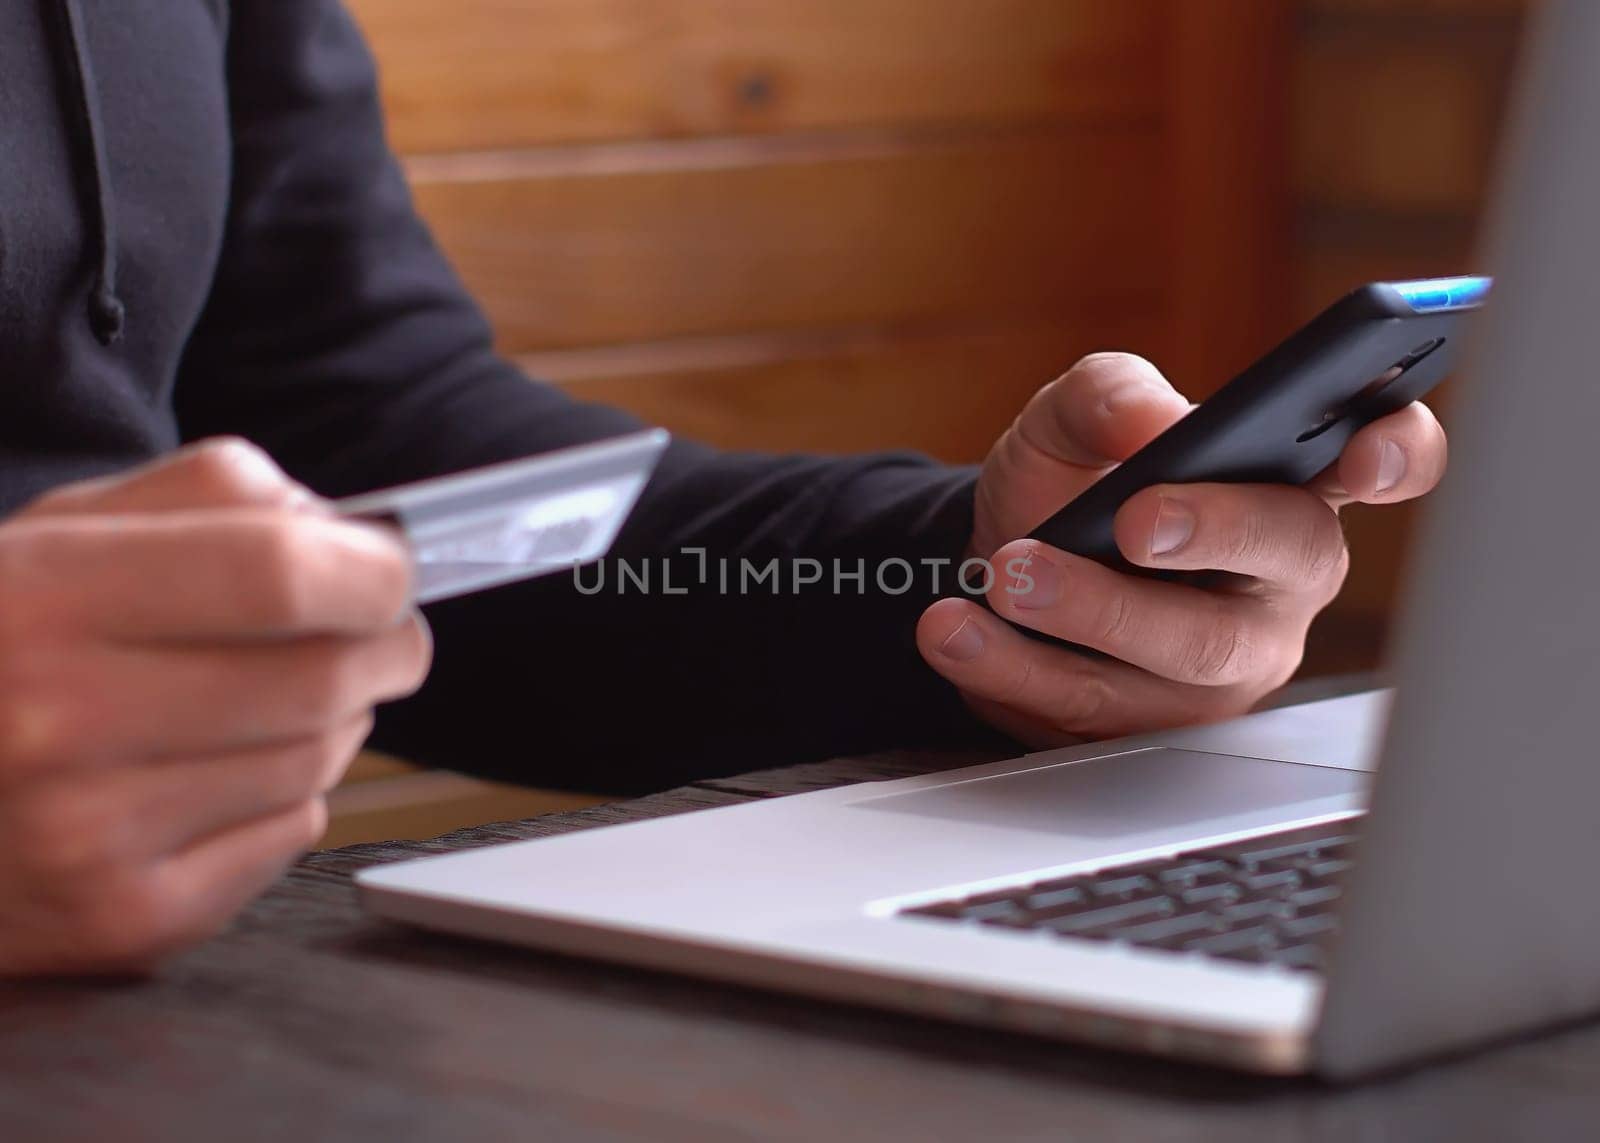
4, 678, 1598, 1142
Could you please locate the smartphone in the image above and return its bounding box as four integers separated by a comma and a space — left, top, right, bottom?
1026, 276, 1490, 571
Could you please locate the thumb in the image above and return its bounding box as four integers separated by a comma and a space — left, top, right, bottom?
1016, 353, 1191, 470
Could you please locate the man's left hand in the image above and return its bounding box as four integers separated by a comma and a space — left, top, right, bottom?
916, 352, 1448, 746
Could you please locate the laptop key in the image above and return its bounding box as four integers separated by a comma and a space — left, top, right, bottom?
1285, 884, 1342, 908
1042, 897, 1175, 936
1105, 911, 1221, 946
1301, 858, 1354, 880
1276, 912, 1340, 941
1218, 898, 1296, 924
896, 818, 1367, 975
1181, 881, 1243, 906
1231, 868, 1302, 893
1023, 886, 1088, 911
1158, 860, 1234, 884
960, 899, 1027, 923
1086, 873, 1158, 898
1269, 943, 1329, 972
1186, 925, 1278, 957
1017, 895, 1110, 925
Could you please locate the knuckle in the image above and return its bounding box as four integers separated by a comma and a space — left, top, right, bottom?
1053, 670, 1116, 735
187, 441, 257, 495
1295, 504, 1348, 583
1088, 588, 1136, 649
1225, 503, 1277, 569
995, 655, 1037, 709
1179, 609, 1259, 685
189, 438, 290, 502
1310, 537, 1352, 602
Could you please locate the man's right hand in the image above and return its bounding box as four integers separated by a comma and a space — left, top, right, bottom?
0, 440, 431, 976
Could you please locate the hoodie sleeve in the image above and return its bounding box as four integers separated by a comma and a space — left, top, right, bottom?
172, 0, 992, 792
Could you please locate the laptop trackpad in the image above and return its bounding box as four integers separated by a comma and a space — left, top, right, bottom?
852, 748, 1366, 840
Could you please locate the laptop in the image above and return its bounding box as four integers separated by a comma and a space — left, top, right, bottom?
356, 0, 1600, 1078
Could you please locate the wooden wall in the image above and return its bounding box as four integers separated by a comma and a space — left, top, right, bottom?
325, 0, 1532, 842
346, 0, 1292, 461
1290, 0, 1532, 659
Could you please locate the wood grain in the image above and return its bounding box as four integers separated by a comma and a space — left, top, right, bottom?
531, 310, 1167, 461
348, 0, 1162, 153
1294, 32, 1515, 216
1286, 0, 1529, 647
1164, 0, 1295, 395
411, 127, 1165, 353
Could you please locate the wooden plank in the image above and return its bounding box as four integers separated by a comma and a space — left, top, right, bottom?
530, 310, 1167, 462
348, 0, 1162, 154
1306, 0, 1530, 15
1164, 0, 1295, 395
1293, 29, 1520, 216
410, 127, 1165, 352
320, 773, 608, 849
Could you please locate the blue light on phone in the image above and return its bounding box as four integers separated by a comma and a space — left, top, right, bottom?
1392, 276, 1492, 313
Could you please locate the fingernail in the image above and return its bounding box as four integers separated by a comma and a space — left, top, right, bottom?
1376, 439, 1407, 494
1009, 546, 1061, 610
1151, 497, 1195, 556
938, 617, 984, 662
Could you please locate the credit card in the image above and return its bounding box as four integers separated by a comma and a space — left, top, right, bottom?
334, 429, 669, 604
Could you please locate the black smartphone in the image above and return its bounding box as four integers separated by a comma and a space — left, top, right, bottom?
1026, 276, 1490, 571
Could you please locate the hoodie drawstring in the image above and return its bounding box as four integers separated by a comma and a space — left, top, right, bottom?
52, 0, 125, 347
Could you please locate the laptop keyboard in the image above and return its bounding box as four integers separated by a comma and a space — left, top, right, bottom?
897, 819, 1359, 973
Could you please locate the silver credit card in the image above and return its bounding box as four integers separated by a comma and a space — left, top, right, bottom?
334, 429, 669, 604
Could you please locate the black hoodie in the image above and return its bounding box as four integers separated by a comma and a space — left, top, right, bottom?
0, 0, 983, 789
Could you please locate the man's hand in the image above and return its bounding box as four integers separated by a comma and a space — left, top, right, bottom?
917, 353, 1447, 746
0, 440, 430, 976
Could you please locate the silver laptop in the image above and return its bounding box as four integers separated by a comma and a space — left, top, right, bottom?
357, 0, 1600, 1078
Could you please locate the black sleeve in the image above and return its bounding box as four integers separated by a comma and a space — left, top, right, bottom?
174, 0, 993, 794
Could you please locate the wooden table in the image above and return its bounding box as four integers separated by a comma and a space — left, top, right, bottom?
4, 692, 1598, 1140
